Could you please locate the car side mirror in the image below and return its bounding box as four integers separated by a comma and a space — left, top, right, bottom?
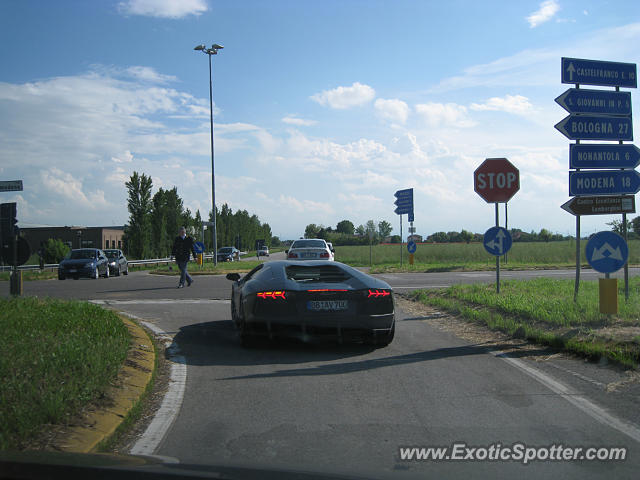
331, 248, 335, 253
284, 249, 288, 254
226, 273, 241, 282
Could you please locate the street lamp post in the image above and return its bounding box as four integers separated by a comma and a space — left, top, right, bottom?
194, 43, 223, 265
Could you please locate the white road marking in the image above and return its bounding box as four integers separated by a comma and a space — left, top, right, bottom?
91, 299, 230, 305
89, 301, 190, 457
494, 350, 640, 444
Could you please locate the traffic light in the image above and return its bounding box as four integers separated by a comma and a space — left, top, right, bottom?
0, 202, 17, 242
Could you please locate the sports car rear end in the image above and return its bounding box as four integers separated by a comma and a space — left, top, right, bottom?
234, 261, 394, 346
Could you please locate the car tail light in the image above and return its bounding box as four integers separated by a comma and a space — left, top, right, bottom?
367, 289, 391, 298
257, 291, 286, 300
288, 252, 298, 258
319, 252, 330, 258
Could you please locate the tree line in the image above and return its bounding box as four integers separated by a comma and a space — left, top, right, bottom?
304, 219, 394, 245
123, 172, 272, 259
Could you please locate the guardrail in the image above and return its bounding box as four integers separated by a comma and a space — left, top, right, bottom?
0, 253, 236, 272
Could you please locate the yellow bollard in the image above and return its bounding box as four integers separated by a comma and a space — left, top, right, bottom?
599, 278, 618, 315
409, 253, 414, 265
197, 253, 203, 266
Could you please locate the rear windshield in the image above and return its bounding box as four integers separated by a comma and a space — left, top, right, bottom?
104, 250, 119, 258
69, 249, 96, 259
285, 265, 351, 283
291, 240, 326, 249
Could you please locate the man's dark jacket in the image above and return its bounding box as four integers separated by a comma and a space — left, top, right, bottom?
172, 235, 196, 262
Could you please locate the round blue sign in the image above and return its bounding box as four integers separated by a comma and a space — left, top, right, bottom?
483, 227, 512, 256
193, 241, 205, 254
586, 231, 628, 274
407, 240, 417, 254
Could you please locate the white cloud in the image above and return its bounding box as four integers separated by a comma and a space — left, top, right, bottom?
112, 150, 134, 163
374, 98, 410, 124
527, 0, 560, 28
415, 102, 475, 128
469, 95, 533, 115
126, 66, 177, 84
282, 115, 317, 126
310, 82, 375, 109
118, 0, 208, 18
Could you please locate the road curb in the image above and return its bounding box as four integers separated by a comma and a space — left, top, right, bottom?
53, 316, 155, 453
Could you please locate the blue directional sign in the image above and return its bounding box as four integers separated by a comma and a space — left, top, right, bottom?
555, 115, 633, 141
483, 227, 512, 256
586, 231, 629, 274
562, 57, 637, 88
394, 188, 414, 220
569, 170, 640, 196
570, 144, 640, 170
407, 240, 417, 254
193, 241, 205, 254
555, 88, 631, 116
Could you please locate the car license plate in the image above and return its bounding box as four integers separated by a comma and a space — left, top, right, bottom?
307, 300, 348, 311
69, 269, 77, 273
301, 253, 315, 258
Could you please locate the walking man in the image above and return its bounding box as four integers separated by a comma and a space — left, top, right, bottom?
172, 226, 197, 288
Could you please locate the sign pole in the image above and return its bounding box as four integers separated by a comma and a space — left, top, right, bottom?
400, 215, 403, 266
574, 214, 581, 302
503, 203, 508, 264
495, 202, 500, 294
623, 212, 629, 301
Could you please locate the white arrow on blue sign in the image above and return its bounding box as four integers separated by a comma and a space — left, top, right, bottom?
569, 170, 640, 196
562, 57, 637, 88
586, 231, 629, 274
483, 227, 512, 256
555, 115, 633, 141
570, 144, 640, 170
407, 240, 417, 254
194, 241, 205, 254
555, 88, 631, 116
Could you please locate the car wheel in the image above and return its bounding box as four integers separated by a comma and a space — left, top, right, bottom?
58, 273, 65, 280
104, 266, 109, 278
93, 268, 99, 280
123, 266, 128, 275
116, 265, 121, 276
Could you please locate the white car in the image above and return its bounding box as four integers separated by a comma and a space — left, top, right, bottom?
286, 239, 334, 261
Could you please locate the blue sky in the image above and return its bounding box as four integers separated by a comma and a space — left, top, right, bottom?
1, 0, 639, 240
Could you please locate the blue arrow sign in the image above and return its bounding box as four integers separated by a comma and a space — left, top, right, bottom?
394, 206, 413, 215
395, 188, 413, 199
193, 241, 205, 254
408, 212, 414, 222
562, 57, 637, 88
569, 170, 640, 196
394, 199, 413, 207
586, 231, 628, 274
407, 240, 417, 254
570, 144, 640, 169
555, 88, 631, 116
555, 115, 633, 141
483, 227, 512, 256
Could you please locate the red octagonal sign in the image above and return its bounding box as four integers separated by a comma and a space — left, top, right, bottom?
474, 158, 520, 203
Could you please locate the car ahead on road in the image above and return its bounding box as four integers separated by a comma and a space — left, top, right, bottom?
58, 248, 110, 280
257, 245, 269, 257
226, 260, 395, 347
285, 239, 334, 261
104, 249, 129, 276
217, 246, 240, 262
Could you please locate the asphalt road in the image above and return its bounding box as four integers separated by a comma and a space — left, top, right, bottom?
4, 266, 640, 478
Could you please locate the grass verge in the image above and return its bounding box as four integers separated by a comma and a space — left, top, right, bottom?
0, 298, 130, 450
411, 277, 640, 368
0, 270, 59, 282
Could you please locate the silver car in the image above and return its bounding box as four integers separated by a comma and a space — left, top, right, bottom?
285, 239, 334, 261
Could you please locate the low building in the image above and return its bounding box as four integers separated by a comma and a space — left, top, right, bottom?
20, 226, 125, 253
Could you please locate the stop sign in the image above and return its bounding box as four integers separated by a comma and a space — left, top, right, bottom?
474, 158, 520, 203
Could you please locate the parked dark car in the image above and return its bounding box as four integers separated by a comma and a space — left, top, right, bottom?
226, 260, 395, 347
217, 246, 240, 262
58, 248, 110, 280
104, 249, 128, 276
